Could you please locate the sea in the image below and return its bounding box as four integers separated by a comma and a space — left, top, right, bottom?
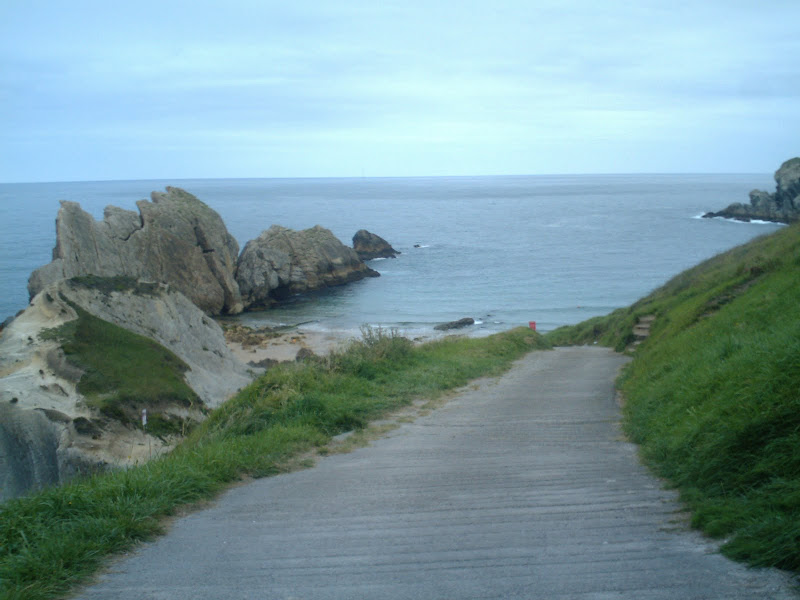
0, 174, 784, 339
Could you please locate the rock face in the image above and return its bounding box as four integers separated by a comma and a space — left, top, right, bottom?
0, 403, 62, 503
0, 277, 253, 502
28, 187, 244, 315
703, 158, 800, 224
236, 225, 379, 310
352, 229, 400, 260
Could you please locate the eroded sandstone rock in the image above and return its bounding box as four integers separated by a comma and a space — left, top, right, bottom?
28, 187, 244, 315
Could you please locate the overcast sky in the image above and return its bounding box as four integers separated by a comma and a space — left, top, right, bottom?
1, 0, 797, 182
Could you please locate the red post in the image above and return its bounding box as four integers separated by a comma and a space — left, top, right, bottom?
528, 321, 536, 331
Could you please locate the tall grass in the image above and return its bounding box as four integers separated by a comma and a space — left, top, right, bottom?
619, 266, 800, 570
546, 222, 800, 571
0, 326, 548, 600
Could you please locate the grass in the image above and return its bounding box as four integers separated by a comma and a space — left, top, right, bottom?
66, 275, 163, 297
546, 221, 800, 571
40, 297, 201, 430
0, 326, 549, 600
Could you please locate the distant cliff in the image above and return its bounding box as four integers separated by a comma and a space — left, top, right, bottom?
703, 158, 800, 224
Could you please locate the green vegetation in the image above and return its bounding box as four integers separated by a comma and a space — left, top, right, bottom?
0, 326, 548, 600
40, 300, 200, 429
546, 222, 800, 571
67, 275, 163, 297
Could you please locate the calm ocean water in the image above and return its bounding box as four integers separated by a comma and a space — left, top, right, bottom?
0, 174, 783, 337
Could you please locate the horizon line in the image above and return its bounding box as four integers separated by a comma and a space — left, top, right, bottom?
0, 170, 772, 186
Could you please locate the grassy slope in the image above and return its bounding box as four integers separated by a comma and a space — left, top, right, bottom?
0, 327, 548, 600
41, 298, 200, 434
547, 222, 800, 571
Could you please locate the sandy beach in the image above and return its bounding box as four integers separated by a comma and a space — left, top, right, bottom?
222, 323, 444, 367
223, 325, 355, 366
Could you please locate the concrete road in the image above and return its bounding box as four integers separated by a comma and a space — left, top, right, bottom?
76, 347, 798, 599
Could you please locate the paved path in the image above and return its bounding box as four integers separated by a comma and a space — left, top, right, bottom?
77, 347, 797, 599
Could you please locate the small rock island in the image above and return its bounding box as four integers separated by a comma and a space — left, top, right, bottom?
352, 229, 400, 260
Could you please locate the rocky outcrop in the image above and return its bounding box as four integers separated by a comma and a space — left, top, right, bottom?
352, 229, 400, 260
236, 225, 379, 310
28, 187, 244, 315
434, 317, 475, 331
0, 277, 253, 501
703, 158, 800, 224
0, 403, 62, 503
27, 187, 387, 316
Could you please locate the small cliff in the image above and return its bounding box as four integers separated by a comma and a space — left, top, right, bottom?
0, 277, 253, 502
704, 158, 800, 224
236, 225, 379, 310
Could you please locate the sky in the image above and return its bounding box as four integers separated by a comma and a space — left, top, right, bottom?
1, 0, 798, 182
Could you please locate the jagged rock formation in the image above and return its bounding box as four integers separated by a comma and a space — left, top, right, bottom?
28, 187, 244, 315
236, 225, 379, 310
703, 158, 800, 224
0, 277, 253, 502
352, 229, 400, 260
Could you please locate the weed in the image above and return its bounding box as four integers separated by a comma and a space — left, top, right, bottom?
68, 275, 163, 297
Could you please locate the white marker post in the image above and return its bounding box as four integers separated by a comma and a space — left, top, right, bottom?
142, 408, 151, 459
